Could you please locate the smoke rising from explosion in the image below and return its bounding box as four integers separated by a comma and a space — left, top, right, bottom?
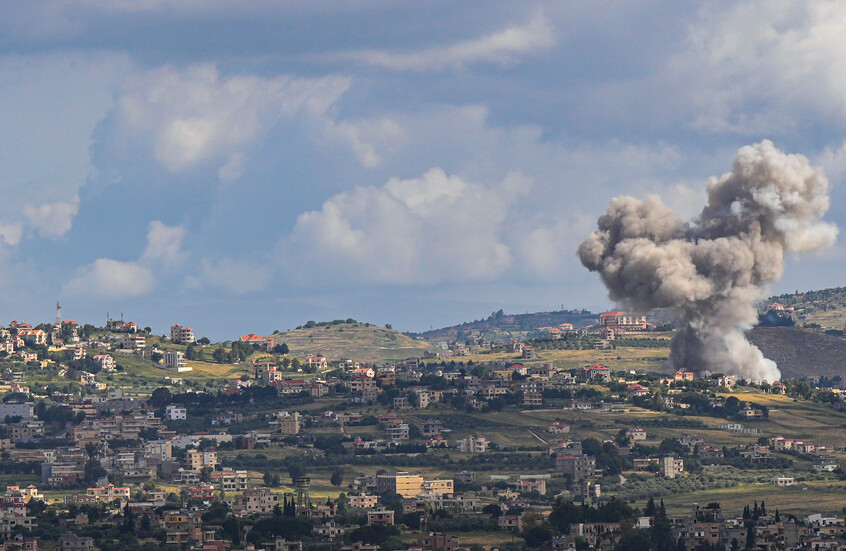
578, 141, 838, 382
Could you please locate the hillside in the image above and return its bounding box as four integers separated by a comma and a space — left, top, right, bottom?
767, 286, 846, 330
268, 321, 435, 362
415, 309, 599, 342
748, 326, 846, 380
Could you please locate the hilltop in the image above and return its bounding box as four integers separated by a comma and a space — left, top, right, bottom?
268, 320, 435, 362
414, 309, 599, 343
767, 286, 846, 330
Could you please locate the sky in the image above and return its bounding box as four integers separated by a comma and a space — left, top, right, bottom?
1, 1, 846, 340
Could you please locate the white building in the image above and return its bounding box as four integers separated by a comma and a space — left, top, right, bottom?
164, 351, 192, 372
165, 405, 187, 421
122, 333, 145, 351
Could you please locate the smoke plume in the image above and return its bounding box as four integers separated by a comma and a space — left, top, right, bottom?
578, 141, 838, 382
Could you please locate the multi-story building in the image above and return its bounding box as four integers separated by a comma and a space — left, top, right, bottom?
418, 533, 460, 551
598, 311, 647, 333
170, 324, 196, 344
386, 424, 409, 441
367, 509, 395, 526
212, 469, 249, 492
165, 405, 187, 420
347, 493, 379, 509
456, 435, 488, 453
92, 354, 115, 371
236, 488, 279, 514
660, 456, 684, 479
186, 449, 218, 471
377, 472, 423, 498
421, 479, 453, 495
86, 483, 130, 502
164, 351, 191, 372
555, 454, 596, 481
122, 333, 145, 351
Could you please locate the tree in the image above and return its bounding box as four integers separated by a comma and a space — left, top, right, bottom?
288, 463, 306, 483
213, 347, 228, 363
149, 387, 172, 408
197, 337, 211, 345
330, 469, 344, 487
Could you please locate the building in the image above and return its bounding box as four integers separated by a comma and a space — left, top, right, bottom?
456, 435, 488, 453
418, 533, 459, 551
347, 493, 379, 509
422, 479, 454, 495
522, 392, 543, 406
164, 350, 191, 372
236, 487, 279, 514
186, 449, 218, 471
660, 457, 684, 479
386, 423, 409, 441
273, 411, 301, 435
376, 472, 423, 498
367, 509, 395, 526
92, 354, 115, 371
625, 428, 647, 441
86, 483, 130, 502
165, 405, 187, 421
555, 454, 595, 481
60, 533, 95, 551
122, 333, 145, 351
598, 311, 647, 333
170, 324, 196, 344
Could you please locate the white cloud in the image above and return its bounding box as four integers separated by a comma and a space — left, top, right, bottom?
23, 199, 79, 238
141, 220, 186, 269
673, 1, 846, 134
286, 168, 532, 285
114, 63, 350, 172
0, 223, 22, 247
339, 11, 555, 71
64, 258, 154, 298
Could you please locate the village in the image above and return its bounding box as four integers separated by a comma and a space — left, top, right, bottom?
0, 307, 843, 551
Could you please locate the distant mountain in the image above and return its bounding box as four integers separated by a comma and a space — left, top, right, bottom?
268, 320, 435, 362
413, 309, 599, 342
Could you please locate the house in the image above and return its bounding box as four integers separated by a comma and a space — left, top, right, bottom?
170, 324, 195, 344
555, 454, 595, 481
367, 509, 395, 526
60, 532, 95, 551
456, 435, 488, 453
625, 428, 647, 441
547, 422, 570, 434
418, 533, 459, 551
86, 483, 130, 502
771, 476, 794, 486
627, 383, 650, 397
122, 333, 145, 351
92, 354, 115, 371
499, 515, 523, 531
164, 405, 187, 421
598, 311, 647, 332
580, 365, 610, 382
235, 487, 278, 514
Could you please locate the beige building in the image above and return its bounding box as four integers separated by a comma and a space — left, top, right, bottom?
376, 472, 423, 498
186, 449, 218, 471
236, 487, 279, 514
347, 493, 379, 509
421, 479, 454, 495
660, 456, 684, 479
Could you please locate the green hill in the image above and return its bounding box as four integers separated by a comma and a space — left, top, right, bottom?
268, 321, 436, 362
768, 286, 846, 330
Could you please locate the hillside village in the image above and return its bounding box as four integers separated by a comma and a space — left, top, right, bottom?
0, 302, 844, 550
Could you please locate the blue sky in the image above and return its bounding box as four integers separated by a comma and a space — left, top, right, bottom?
1, 1, 845, 340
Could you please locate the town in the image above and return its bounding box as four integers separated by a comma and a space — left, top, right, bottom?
0, 301, 841, 551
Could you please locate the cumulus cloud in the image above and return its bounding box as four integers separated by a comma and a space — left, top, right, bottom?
286, 168, 531, 285
23, 199, 79, 238
141, 220, 186, 269
339, 11, 555, 71
64, 219, 186, 298
673, 1, 846, 134
65, 258, 154, 298
113, 63, 350, 172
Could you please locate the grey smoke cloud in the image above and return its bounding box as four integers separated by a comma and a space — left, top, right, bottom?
578, 140, 838, 381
